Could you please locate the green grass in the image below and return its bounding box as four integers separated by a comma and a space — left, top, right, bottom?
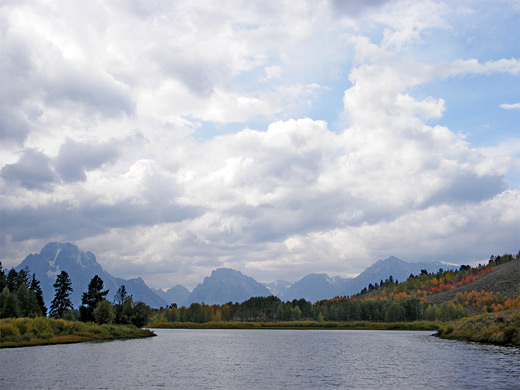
436, 309, 520, 347
151, 320, 440, 331
0, 317, 156, 348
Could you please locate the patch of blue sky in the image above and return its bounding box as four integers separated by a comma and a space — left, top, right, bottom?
192, 119, 271, 142
410, 73, 519, 145
398, 2, 518, 63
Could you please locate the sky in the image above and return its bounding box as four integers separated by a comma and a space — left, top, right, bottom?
1, 0, 519, 290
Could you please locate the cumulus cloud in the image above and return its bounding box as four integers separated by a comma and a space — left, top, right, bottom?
0, 0, 518, 289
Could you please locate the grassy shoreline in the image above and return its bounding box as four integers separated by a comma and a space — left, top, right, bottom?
152, 315, 520, 348
151, 320, 440, 331
4, 313, 518, 348
436, 309, 520, 347
0, 317, 156, 348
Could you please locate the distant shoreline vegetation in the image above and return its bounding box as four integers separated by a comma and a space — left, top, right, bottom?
152, 320, 439, 331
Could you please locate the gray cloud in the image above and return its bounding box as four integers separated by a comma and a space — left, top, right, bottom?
330, 0, 391, 16
44, 67, 135, 118
1, 200, 203, 243
427, 174, 507, 206
54, 139, 120, 183
1, 149, 57, 190
0, 28, 37, 145
0, 108, 32, 145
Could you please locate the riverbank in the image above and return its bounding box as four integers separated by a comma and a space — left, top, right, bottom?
436, 309, 520, 347
151, 320, 440, 331
437, 309, 520, 347
152, 316, 520, 347
0, 317, 156, 348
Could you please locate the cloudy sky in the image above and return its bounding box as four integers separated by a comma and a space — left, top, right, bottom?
1, 0, 519, 290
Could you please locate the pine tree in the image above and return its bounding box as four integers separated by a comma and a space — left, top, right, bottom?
6, 269, 19, 291
16, 283, 41, 317
80, 275, 109, 322
30, 274, 47, 317
0, 262, 6, 291
49, 271, 74, 318
0, 287, 19, 318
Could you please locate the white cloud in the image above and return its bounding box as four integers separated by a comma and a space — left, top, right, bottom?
264, 65, 282, 80
500, 103, 520, 110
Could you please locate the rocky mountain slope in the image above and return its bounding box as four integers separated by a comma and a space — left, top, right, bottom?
185, 268, 271, 306
14, 242, 166, 309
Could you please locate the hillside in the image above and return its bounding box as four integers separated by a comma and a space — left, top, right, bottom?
426, 259, 520, 305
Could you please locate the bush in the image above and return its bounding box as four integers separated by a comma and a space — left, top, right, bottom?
30, 317, 54, 339
0, 323, 21, 341
94, 300, 115, 325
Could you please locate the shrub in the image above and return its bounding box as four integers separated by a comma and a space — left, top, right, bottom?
0, 323, 21, 341
30, 317, 54, 339
94, 300, 115, 325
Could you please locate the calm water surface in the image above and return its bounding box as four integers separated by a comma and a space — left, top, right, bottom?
1, 329, 519, 389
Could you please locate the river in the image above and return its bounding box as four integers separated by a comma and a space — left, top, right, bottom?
1, 329, 519, 389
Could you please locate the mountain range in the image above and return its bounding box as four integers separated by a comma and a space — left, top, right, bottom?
12, 242, 458, 309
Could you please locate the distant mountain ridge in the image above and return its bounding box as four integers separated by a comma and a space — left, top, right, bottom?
12, 242, 459, 308
270, 256, 457, 302
14, 242, 166, 309
153, 285, 191, 308
185, 268, 271, 306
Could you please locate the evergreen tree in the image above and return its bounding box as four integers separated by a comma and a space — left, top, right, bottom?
0, 262, 6, 291
0, 287, 19, 318
16, 283, 41, 317
49, 271, 74, 318
30, 274, 47, 317
17, 267, 31, 288
6, 269, 18, 291
80, 275, 109, 322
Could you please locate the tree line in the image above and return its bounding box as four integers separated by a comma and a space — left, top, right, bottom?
0, 264, 152, 328
153, 295, 468, 324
